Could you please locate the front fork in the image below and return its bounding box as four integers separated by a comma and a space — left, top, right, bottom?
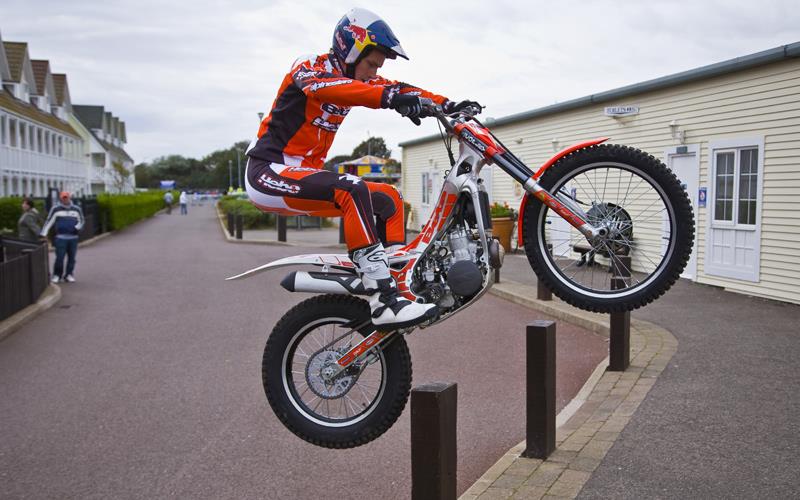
493, 153, 601, 240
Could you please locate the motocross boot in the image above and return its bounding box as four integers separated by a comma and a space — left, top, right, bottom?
351, 242, 438, 330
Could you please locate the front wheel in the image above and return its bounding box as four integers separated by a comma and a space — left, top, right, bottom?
262, 294, 412, 448
523, 144, 694, 312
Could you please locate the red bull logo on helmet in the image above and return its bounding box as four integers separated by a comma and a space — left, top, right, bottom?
344, 24, 377, 51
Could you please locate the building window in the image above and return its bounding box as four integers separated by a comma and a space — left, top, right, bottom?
421, 172, 430, 204
9, 118, 17, 147
738, 148, 758, 225
0, 115, 5, 145
44, 131, 51, 155
57, 136, 64, 157
20, 122, 28, 149
37, 128, 43, 153
712, 147, 759, 228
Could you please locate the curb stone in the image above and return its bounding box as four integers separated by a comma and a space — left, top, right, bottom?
458, 280, 677, 499
0, 284, 62, 342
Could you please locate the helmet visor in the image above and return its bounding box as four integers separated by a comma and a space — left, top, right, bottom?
368, 19, 408, 60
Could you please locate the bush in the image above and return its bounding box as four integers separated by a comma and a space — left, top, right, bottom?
217, 196, 275, 229
0, 197, 46, 235
490, 201, 517, 220
98, 191, 170, 231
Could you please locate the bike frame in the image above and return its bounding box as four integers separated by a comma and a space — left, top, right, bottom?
333, 114, 611, 376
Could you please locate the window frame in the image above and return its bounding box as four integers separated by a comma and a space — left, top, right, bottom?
708, 137, 764, 232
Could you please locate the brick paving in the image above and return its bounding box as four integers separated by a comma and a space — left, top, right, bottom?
461, 281, 677, 500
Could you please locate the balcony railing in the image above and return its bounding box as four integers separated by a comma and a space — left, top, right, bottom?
0, 145, 85, 178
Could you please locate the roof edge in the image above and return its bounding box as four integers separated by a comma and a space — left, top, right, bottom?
399, 41, 800, 148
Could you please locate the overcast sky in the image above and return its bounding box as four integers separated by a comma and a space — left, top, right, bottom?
1, 0, 797, 163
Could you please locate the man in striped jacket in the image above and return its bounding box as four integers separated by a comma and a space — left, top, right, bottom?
40, 191, 84, 283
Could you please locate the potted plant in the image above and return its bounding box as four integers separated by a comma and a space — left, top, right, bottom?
490, 201, 517, 251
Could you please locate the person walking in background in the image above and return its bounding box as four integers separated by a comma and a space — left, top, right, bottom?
164, 190, 174, 214
40, 191, 84, 283
17, 197, 42, 242
179, 191, 188, 215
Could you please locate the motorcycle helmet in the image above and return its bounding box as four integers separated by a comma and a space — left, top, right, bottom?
332, 8, 408, 77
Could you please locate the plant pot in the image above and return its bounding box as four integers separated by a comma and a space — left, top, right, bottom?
491, 217, 514, 252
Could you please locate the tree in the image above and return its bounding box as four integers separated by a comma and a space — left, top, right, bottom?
324, 154, 353, 172
351, 137, 391, 159
134, 163, 155, 188
109, 161, 134, 193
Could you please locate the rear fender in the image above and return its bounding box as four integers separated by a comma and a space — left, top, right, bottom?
225, 254, 354, 281
517, 138, 609, 245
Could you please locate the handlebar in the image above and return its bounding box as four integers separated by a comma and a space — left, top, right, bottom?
396, 98, 482, 133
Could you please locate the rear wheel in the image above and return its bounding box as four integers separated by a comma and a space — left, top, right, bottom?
523, 144, 694, 312
262, 294, 412, 448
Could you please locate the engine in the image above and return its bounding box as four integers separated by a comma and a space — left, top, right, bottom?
412, 225, 486, 312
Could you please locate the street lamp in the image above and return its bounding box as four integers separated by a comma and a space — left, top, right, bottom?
228, 159, 233, 193
237, 149, 242, 190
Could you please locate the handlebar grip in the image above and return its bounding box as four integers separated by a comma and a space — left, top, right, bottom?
397, 98, 436, 117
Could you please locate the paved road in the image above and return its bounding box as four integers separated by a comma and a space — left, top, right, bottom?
500, 253, 800, 498
0, 206, 606, 499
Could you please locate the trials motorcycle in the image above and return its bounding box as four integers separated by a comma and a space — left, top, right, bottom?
227, 101, 694, 448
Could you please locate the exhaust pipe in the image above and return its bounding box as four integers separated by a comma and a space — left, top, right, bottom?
281, 271, 368, 295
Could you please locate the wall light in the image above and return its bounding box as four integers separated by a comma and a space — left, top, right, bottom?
551, 138, 560, 152
669, 120, 685, 144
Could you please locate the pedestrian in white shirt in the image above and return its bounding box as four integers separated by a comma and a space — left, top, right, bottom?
179, 191, 188, 215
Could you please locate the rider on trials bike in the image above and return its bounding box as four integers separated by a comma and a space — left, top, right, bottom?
245, 7, 480, 330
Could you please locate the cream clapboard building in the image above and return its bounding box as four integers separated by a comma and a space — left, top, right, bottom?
400, 42, 800, 305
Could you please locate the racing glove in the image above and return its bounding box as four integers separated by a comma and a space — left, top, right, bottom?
390, 93, 424, 125
443, 99, 483, 114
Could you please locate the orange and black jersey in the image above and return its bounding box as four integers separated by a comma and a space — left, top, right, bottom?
247, 52, 447, 169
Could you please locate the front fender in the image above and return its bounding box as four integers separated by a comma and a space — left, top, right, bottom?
516, 138, 609, 245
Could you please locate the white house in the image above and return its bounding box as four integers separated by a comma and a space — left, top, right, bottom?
400, 42, 800, 305
0, 28, 135, 197
72, 105, 134, 194
0, 34, 85, 197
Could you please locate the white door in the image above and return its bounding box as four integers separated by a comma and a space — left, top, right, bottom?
418, 170, 442, 231
665, 146, 699, 280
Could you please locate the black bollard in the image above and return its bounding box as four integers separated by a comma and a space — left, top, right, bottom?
227, 212, 235, 237
235, 214, 243, 240
339, 222, 345, 245
537, 244, 553, 300
277, 215, 287, 242
523, 320, 556, 459
536, 280, 552, 301
411, 382, 457, 500
609, 256, 631, 371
